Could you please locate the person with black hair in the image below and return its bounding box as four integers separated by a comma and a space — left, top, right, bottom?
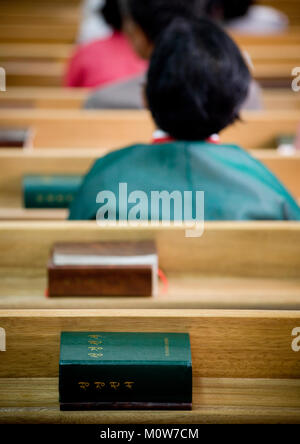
65, 0, 146, 88
69, 17, 300, 221
85, 0, 203, 109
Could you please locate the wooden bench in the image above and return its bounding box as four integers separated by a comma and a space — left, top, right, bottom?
0, 308, 299, 423
0, 2, 80, 27
1, 2, 299, 87
0, 44, 73, 63
0, 1, 79, 39
230, 20, 300, 86
0, 149, 299, 215
0, 110, 299, 149
2, 61, 65, 88
238, 40, 300, 87
262, 89, 300, 111
0, 87, 90, 109
231, 28, 300, 47
0, 88, 299, 111
0, 221, 299, 310
1, 43, 298, 86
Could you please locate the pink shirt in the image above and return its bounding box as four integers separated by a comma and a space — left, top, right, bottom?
65, 32, 147, 88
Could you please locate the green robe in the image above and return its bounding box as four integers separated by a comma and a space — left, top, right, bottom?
68, 141, 300, 221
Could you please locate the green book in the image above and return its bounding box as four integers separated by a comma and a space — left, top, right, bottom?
23, 175, 83, 209
59, 332, 192, 409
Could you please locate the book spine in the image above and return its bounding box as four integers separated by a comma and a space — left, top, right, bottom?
59, 363, 192, 405
48, 264, 153, 297
23, 176, 82, 209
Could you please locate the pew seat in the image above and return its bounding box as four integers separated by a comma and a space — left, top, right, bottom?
0, 308, 299, 423
1, 377, 299, 424
0, 221, 299, 310
0, 110, 299, 149
0, 88, 299, 110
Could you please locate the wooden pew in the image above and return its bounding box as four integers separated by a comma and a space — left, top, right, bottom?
232, 28, 300, 47
0, 110, 299, 149
0, 44, 73, 63
0, 88, 299, 111
0, 149, 299, 216
242, 42, 300, 87
1, 37, 299, 87
0, 221, 299, 310
230, 23, 300, 86
0, 2, 80, 27
256, 150, 300, 199
0, 23, 78, 45
262, 89, 300, 111
0, 110, 155, 148
0, 308, 300, 423
2, 61, 65, 88
0, 87, 90, 109
2, 44, 298, 87
0, 44, 71, 87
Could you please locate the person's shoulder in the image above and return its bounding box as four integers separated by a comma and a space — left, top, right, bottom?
185, 140, 244, 153
84, 74, 146, 110
73, 33, 116, 58
91, 144, 152, 169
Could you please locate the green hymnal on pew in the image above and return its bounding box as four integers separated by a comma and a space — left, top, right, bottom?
23, 175, 82, 208
59, 332, 192, 410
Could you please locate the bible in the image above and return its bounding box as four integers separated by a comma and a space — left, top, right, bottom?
59, 332, 192, 410
48, 241, 158, 297
23, 175, 82, 208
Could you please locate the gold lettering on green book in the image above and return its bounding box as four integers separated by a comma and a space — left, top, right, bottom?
88, 352, 103, 358
164, 337, 170, 357
88, 340, 102, 345
78, 381, 135, 391
109, 382, 120, 390
78, 382, 90, 390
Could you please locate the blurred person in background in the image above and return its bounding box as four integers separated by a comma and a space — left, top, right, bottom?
77, 0, 112, 44
85, 0, 198, 109
205, 0, 289, 34
85, 0, 262, 110
65, 0, 147, 88
84, 0, 263, 110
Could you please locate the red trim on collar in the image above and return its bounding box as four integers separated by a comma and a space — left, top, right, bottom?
206, 136, 220, 144
152, 136, 175, 144
152, 135, 220, 145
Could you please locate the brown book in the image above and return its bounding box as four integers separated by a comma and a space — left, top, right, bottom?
60, 401, 192, 411
48, 241, 158, 297
0, 127, 33, 148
